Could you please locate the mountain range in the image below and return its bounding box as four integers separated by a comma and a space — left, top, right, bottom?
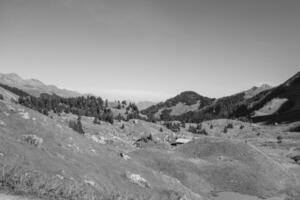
1, 72, 299, 124
0, 71, 300, 200
142, 71, 300, 124
0, 73, 81, 98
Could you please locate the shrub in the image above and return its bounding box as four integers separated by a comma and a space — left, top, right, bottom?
163, 121, 180, 132
116, 113, 123, 122
120, 123, 125, 129
223, 126, 228, 134
0, 94, 3, 100
210, 124, 213, 129
99, 109, 114, 124
188, 125, 208, 135
181, 122, 186, 128
93, 117, 101, 125
240, 125, 244, 129
69, 116, 84, 135
198, 128, 208, 135
196, 123, 202, 130
159, 127, 163, 132
277, 135, 283, 143
21, 134, 43, 147
188, 125, 197, 134
226, 123, 234, 129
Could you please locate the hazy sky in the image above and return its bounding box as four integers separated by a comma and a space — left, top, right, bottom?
0, 0, 299, 101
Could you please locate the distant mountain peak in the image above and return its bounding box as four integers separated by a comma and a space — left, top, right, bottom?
244, 84, 272, 99
0, 73, 81, 98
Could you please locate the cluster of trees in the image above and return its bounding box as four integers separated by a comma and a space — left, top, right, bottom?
162, 121, 186, 132
69, 116, 84, 135
223, 122, 234, 133
188, 124, 208, 135
157, 92, 249, 123
15, 92, 142, 124
17, 93, 116, 122
0, 83, 30, 97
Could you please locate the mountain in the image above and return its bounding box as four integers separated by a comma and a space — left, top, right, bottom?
0, 73, 82, 98
141, 85, 272, 122
141, 91, 215, 121
136, 101, 157, 110
235, 71, 300, 123
243, 84, 272, 99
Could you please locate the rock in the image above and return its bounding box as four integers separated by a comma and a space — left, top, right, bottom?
84, 179, 97, 187
7, 105, 16, 112
21, 134, 43, 147
119, 152, 130, 160
3, 111, 9, 116
0, 120, 6, 126
90, 149, 96, 153
19, 112, 30, 119
90, 135, 106, 144
125, 171, 150, 188
56, 174, 64, 180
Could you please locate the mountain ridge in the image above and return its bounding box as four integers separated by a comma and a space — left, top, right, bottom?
0, 73, 82, 98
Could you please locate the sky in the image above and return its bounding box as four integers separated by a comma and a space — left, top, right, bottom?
0, 0, 299, 102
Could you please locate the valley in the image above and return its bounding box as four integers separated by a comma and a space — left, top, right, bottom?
0, 72, 299, 200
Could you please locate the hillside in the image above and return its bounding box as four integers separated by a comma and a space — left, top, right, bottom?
141, 91, 215, 121
141, 85, 272, 123
1, 83, 300, 199
0, 73, 81, 98
234, 71, 300, 123
136, 101, 157, 110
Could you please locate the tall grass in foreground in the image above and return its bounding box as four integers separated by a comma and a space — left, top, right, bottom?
0, 164, 146, 200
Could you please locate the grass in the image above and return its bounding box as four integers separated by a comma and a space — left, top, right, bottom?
0, 165, 102, 200
0, 164, 150, 200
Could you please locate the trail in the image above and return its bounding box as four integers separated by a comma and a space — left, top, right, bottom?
247, 142, 287, 172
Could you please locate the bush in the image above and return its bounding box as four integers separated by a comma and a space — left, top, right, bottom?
196, 123, 202, 130
188, 125, 197, 134
0, 94, 3, 100
210, 124, 213, 129
93, 117, 101, 125
99, 109, 114, 124
226, 123, 234, 129
163, 121, 180, 132
277, 135, 283, 143
120, 123, 125, 129
240, 125, 244, 129
181, 122, 186, 128
159, 127, 163, 132
21, 134, 43, 147
223, 126, 228, 134
188, 125, 208, 135
69, 116, 84, 135
116, 113, 123, 122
